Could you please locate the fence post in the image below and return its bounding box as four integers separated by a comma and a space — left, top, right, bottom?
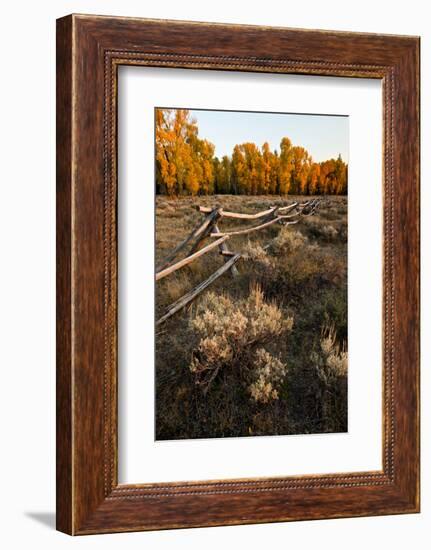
212, 223, 239, 277
188, 207, 221, 256
157, 207, 220, 271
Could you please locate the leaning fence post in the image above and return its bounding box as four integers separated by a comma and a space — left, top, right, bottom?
212, 223, 239, 277
187, 207, 221, 256
157, 207, 220, 271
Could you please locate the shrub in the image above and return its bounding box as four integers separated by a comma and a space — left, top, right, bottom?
259, 243, 345, 301
249, 348, 288, 403
312, 324, 348, 383
189, 285, 293, 401
243, 240, 273, 267
319, 208, 339, 221
320, 225, 338, 241
311, 323, 348, 432
269, 227, 308, 255
303, 219, 338, 242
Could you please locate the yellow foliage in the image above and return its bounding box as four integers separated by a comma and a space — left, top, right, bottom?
155, 108, 348, 196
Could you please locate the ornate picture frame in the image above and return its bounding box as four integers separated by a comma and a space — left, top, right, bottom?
56, 14, 420, 534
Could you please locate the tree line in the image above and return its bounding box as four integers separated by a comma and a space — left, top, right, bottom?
156, 108, 347, 196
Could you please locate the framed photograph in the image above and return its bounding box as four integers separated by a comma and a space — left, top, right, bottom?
56, 14, 420, 535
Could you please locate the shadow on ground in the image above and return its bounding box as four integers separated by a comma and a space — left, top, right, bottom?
25, 512, 55, 530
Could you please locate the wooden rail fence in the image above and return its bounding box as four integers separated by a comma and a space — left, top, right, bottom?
156, 198, 321, 325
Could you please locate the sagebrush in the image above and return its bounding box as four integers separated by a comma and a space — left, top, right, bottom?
155, 195, 347, 439
189, 286, 292, 402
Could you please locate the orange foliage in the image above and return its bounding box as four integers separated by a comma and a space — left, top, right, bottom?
155, 108, 348, 196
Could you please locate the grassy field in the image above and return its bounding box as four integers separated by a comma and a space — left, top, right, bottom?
155, 195, 348, 440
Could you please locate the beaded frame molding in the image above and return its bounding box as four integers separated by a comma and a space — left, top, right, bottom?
56, 14, 420, 535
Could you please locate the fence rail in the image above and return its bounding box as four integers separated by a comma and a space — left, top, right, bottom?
155, 235, 229, 281
156, 198, 321, 324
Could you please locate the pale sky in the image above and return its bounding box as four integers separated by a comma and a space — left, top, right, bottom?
188, 108, 349, 164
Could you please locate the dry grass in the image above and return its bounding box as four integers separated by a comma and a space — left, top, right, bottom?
155, 195, 347, 439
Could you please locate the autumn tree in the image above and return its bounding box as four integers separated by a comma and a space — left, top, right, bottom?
195, 139, 216, 194
260, 142, 273, 194
307, 163, 321, 195
155, 109, 178, 195
334, 154, 348, 194
269, 149, 279, 194
279, 137, 294, 194
156, 108, 213, 196
290, 146, 311, 195
214, 155, 232, 194
242, 143, 262, 195
155, 108, 348, 196
231, 144, 246, 195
